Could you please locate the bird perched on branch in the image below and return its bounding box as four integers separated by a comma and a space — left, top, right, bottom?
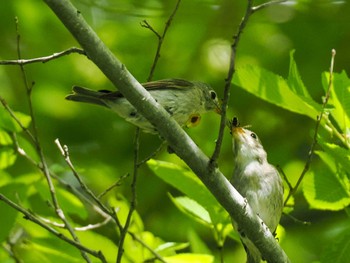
66, 79, 221, 134
229, 117, 284, 263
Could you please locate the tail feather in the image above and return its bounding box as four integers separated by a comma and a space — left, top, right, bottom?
66, 86, 108, 107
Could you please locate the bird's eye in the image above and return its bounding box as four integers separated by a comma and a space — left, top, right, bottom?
250, 133, 257, 139
210, 91, 217, 100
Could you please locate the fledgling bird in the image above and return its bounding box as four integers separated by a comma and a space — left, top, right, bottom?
229, 117, 284, 263
66, 79, 221, 134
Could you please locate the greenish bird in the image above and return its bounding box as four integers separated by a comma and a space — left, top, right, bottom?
66, 79, 221, 134
229, 117, 284, 263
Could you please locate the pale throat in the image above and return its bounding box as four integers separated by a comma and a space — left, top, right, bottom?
234, 140, 267, 167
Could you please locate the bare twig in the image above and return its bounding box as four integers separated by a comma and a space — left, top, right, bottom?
137, 141, 167, 167
14, 18, 92, 263
276, 165, 293, 191
284, 49, 336, 206
116, 128, 140, 263
0, 194, 107, 262
39, 216, 112, 231
54, 139, 166, 260
97, 174, 130, 199
54, 138, 124, 231
0, 47, 86, 65
0, 96, 36, 143
282, 212, 310, 225
142, 0, 182, 81
209, 0, 254, 166
252, 0, 288, 13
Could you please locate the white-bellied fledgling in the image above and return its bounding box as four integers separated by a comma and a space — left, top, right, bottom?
230, 117, 284, 263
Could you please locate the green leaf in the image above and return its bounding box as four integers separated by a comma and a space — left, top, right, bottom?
108, 195, 144, 232
287, 50, 311, 97
0, 107, 31, 132
156, 242, 189, 253
303, 151, 350, 210
169, 195, 211, 225
187, 229, 212, 255
0, 130, 13, 145
0, 147, 17, 169
29, 179, 88, 220
163, 253, 214, 263
147, 159, 229, 225
321, 228, 350, 263
319, 141, 350, 172
322, 71, 350, 131
232, 61, 321, 119
124, 231, 168, 261
0, 183, 28, 242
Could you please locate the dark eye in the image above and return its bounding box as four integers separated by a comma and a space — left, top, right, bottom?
210, 91, 217, 100
250, 133, 257, 139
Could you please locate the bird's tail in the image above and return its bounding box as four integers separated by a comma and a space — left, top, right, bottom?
66, 86, 108, 107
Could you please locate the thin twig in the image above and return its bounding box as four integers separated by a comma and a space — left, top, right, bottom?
252, 0, 288, 13
97, 173, 130, 199
0, 96, 36, 143
0, 194, 107, 262
39, 216, 112, 231
284, 49, 336, 206
54, 138, 124, 231
0, 47, 86, 65
137, 141, 167, 167
209, 0, 254, 167
14, 18, 92, 263
281, 212, 310, 225
54, 140, 166, 259
141, 20, 161, 39
276, 165, 293, 191
116, 128, 140, 263
142, 0, 182, 81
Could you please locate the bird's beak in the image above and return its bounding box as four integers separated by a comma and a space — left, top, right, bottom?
214, 99, 223, 115
231, 126, 244, 136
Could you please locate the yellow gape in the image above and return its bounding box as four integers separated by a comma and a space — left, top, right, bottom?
186, 114, 201, 127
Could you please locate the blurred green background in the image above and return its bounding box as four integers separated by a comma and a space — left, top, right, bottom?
1, 0, 349, 262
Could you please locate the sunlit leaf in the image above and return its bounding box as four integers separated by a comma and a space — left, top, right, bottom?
156, 241, 189, 253
288, 50, 311, 97
322, 71, 350, 131
187, 229, 211, 255
0, 107, 31, 132
163, 253, 214, 263
0, 130, 12, 145
76, 230, 118, 262
108, 195, 144, 232
232, 60, 321, 119
0, 147, 17, 169
147, 159, 229, 225
169, 195, 211, 225
124, 231, 167, 261
319, 141, 350, 172
303, 151, 350, 210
